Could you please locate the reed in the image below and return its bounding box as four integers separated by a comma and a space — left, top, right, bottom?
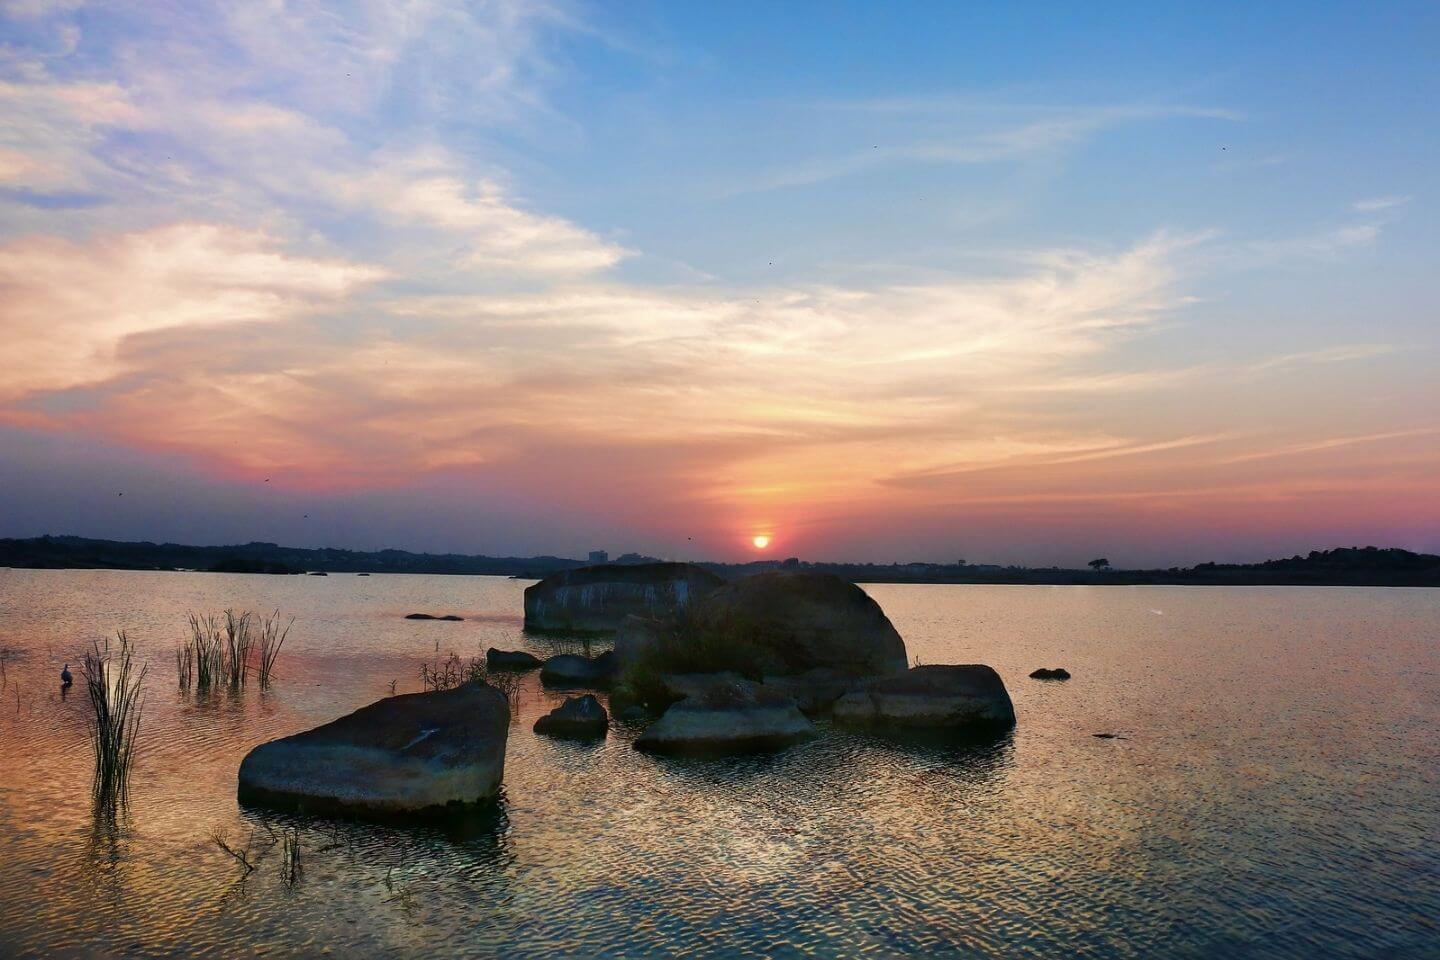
222, 609, 253, 690
175, 643, 194, 689
185, 613, 225, 691
82, 632, 146, 808
254, 611, 292, 688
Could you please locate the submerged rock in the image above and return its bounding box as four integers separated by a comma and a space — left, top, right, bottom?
635, 674, 816, 755
541, 652, 619, 688
833, 665, 1015, 731
486, 648, 543, 670
237, 682, 509, 818
693, 572, 909, 676
405, 613, 464, 621
1029, 667, 1071, 680
534, 694, 609, 739
523, 562, 723, 634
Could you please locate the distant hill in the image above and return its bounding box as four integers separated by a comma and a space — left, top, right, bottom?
0, 536, 1436, 587
0, 535, 583, 578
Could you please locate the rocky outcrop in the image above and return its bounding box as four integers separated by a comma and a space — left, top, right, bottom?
1029, 667, 1071, 680
540, 652, 618, 688
635, 674, 815, 754
487, 648, 543, 670
405, 613, 464, 621
833, 665, 1014, 731
695, 572, 908, 676
534, 694, 609, 739
237, 682, 509, 818
523, 563, 723, 634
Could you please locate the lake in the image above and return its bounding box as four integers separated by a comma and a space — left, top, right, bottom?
0, 569, 1436, 958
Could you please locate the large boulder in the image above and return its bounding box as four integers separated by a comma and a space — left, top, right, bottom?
524, 562, 723, 634
695, 572, 908, 676
833, 665, 1015, 731
237, 682, 509, 818
635, 674, 816, 755
534, 694, 609, 739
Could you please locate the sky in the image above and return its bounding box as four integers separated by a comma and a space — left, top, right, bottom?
0, 0, 1437, 567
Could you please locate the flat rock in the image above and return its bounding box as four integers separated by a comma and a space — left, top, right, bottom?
237, 682, 509, 818
833, 665, 1015, 731
405, 613, 464, 621
1029, 667, 1071, 680
635, 674, 816, 755
487, 648, 543, 670
534, 694, 609, 739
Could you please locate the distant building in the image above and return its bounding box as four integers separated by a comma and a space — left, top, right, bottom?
587, 550, 608, 565
614, 552, 662, 565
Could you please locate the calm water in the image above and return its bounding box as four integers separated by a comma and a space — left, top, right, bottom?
0, 570, 1436, 959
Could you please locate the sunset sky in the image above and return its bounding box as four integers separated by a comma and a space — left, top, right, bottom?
1, 1, 1436, 566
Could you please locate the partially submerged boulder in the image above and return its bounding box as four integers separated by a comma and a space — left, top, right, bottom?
1029, 667, 1071, 680
487, 648, 543, 670
833, 665, 1015, 731
524, 563, 723, 634
541, 652, 618, 688
237, 682, 509, 818
635, 674, 816, 755
694, 571, 908, 676
534, 694, 609, 739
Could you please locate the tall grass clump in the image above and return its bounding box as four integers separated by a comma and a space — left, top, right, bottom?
83, 632, 146, 808
222, 609, 253, 690
255, 611, 292, 688
182, 613, 225, 691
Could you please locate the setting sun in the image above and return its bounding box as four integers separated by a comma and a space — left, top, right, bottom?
751, 535, 771, 550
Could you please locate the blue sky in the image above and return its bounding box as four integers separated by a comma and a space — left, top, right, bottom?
0, 1, 1436, 565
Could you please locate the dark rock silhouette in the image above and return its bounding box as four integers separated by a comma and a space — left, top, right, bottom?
541, 652, 618, 688
406, 613, 464, 621
1029, 667, 1071, 680
693, 571, 908, 676
486, 648, 543, 670
534, 695, 609, 739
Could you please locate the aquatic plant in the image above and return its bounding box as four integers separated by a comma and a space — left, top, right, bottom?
184, 613, 225, 690
420, 652, 464, 691
419, 653, 520, 709
222, 609, 253, 690
280, 827, 302, 888
82, 632, 146, 808
254, 611, 292, 688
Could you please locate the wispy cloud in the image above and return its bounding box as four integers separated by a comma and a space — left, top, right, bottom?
1351, 195, 1411, 213
725, 102, 1240, 195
